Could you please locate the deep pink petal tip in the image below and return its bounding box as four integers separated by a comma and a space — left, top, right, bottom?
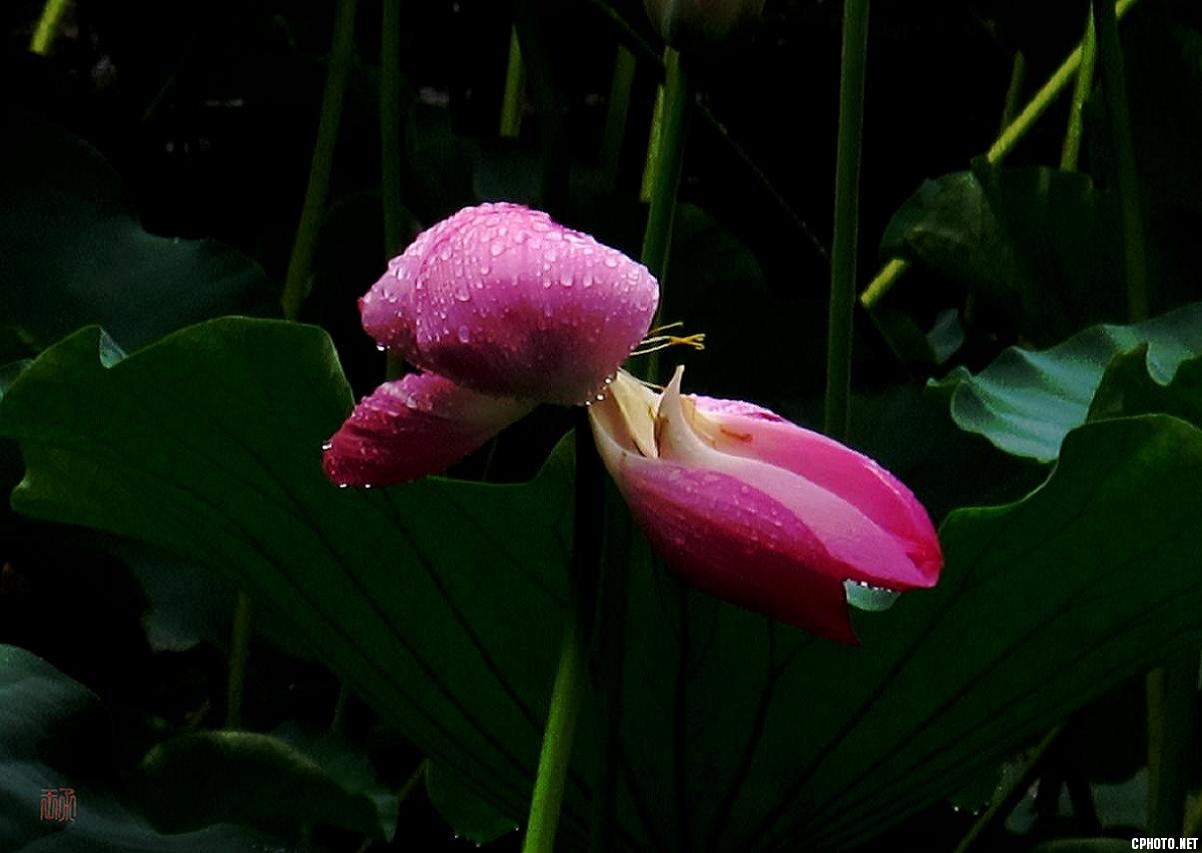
323, 372, 533, 488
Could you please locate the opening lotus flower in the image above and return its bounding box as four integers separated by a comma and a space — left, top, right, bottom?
324, 202, 942, 643
588, 368, 943, 643
324, 202, 659, 486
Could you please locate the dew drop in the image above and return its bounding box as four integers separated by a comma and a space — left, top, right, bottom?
843, 579, 900, 612
603, 257, 619, 269
489, 241, 505, 257
458, 325, 472, 343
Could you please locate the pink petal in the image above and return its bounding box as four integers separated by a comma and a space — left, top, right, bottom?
360, 203, 659, 405
688, 395, 942, 583
656, 372, 934, 591
595, 441, 856, 642
323, 372, 533, 487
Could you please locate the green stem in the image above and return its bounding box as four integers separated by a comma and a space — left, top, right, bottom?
282, 0, 358, 322
1092, 0, 1148, 321
1061, 8, 1098, 171
380, 0, 403, 259
601, 45, 637, 187
640, 48, 689, 286
824, 0, 870, 441
522, 617, 584, 853
999, 50, 1027, 133
500, 27, 526, 139
639, 47, 689, 382
1146, 654, 1196, 836
29, 0, 69, 55
225, 592, 253, 729
859, 0, 1143, 311
522, 416, 603, 853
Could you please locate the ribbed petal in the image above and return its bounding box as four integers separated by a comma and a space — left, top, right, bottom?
360, 203, 658, 405
323, 372, 533, 487
656, 371, 932, 591
592, 410, 855, 641
687, 395, 942, 584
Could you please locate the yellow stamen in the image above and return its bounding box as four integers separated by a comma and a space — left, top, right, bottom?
630, 321, 706, 357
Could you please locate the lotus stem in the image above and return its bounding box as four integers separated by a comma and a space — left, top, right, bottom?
381, 0, 404, 258
282, 0, 358, 321
500, 27, 526, 139
225, 592, 253, 729
1147, 654, 1196, 836
640, 48, 690, 302
1092, 0, 1147, 321
29, 0, 69, 55
825, 0, 870, 441
1060, 7, 1098, 171
601, 45, 637, 187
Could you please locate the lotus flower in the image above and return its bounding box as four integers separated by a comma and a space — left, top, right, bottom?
324, 203, 659, 486
324, 202, 942, 642
588, 368, 942, 643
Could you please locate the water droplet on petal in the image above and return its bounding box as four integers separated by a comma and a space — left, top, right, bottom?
843, 579, 901, 612
458, 325, 472, 343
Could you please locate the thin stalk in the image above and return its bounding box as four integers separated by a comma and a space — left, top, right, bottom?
859, 0, 1142, 311
639, 47, 690, 382
1092, 0, 1148, 321
500, 27, 526, 139
640, 48, 689, 286
999, 51, 1027, 133
824, 0, 870, 441
1061, 8, 1098, 171
29, 0, 69, 55
381, 0, 404, 258
1146, 654, 1196, 836
522, 617, 584, 853
601, 45, 637, 187
521, 416, 603, 853
282, 0, 358, 321
225, 592, 253, 729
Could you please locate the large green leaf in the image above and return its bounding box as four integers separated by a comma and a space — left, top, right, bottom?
0, 645, 292, 852
1090, 345, 1202, 428
0, 120, 277, 353
134, 725, 397, 840
929, 302, 1202, 462
5, 319, 1202, 850
881, 163, 1127, 345
0, 319, 568, 838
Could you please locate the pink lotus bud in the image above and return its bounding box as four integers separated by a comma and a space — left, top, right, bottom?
589, 368, 942, 643
360, 203, 659, 406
